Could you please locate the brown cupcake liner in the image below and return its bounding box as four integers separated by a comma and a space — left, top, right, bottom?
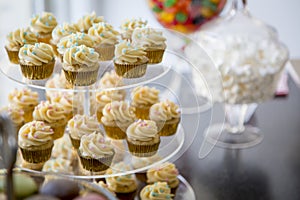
114, 62, 147, 78
171, 185, 178, 195
94, 45, 115, 61
134, 106, 151, 120
96, 110, 103, 123
20, 60, 55, 80
115, 190, 137, 200
63, 68, 99, 86
145, 49, 165, 64
126, 139, 160, 157
157, 118, 180, 137
103, 125, 126, 140
20, 144, 53, 164
135, 172, 147, 183
78, 151, 115, 172
5, 46, 19, 64
69, 135, 81, 149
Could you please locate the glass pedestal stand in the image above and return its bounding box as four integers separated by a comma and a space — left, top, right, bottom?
205, 103, 264, 149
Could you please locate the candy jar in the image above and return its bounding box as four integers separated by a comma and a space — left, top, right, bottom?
197, 0, 289, 148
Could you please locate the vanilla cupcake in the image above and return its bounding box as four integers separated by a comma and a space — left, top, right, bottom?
114, 40, 148, 78
95, 90, 126, 122
140, 182, 174, 200
62, 45, 99, 86
45, 72, 71, 101
18, 121, 54, 169
76, 11, 104, 33
146, 162, 179, 194
0, 105, 25, 136
30, 12, 57, 44
33, 101, 67, 139
8, 88, 39, 123
126, 120, 160, 157
101, 101, 135, 140
42, 157, 73, 175
88, 22, 119, 61
120, 18, 147, 41
131, 86, 160, 119
18, 43, 55, 80
68, 114, 101, 149
78, 132, 115, 173
106, 162, 137, 200
132, 28, 166, 64
149, 100, 181, 136
98, 70, 124, 89
5, 28, 38, 64
52, 134, 75, 160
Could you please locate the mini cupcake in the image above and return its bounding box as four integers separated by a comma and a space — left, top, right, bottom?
0, 105, 25, 136
45, 72, 72, 101
95, 90, 126, 122
18, 43, 55, 80
126, 120, 160, 157
62, 45, 99, 86
131, 86, 160, 119
57, 32, 94, 62
132, 28, 166, 64
149, 100, 181, 136
88, 22, 119, 61
68, 114, 102, 149
42, 157, 73, 175
120, 18, 147, 41
18, 121, 54, 169
106, 162, 138, 200
51, 134, 75, 161
114, 41, 148, 78
76, 11, 104, 33
5, 28, 38, 64
146, 162, 179, 194
33, 101, 67, 139
101, 101, 135, 140
78, 132, 115, 173
8, 88, 39, 123
140, 182, 174, 200
50, 23, 78, 56
30, 12, 58, 44
98, 70, 124, 89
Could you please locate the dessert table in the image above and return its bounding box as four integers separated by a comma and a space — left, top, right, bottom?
175, 69, 300, 200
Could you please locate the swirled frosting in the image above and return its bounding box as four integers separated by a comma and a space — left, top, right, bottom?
30, 12, 57, 34
63, 45, 99, 70
101, 101, 135, 127
6, 28, 38, 51
132, 28, 166, 49
126, 120, 159, 142
33, 101, 67, 125
52, 134, 74, 160
99, 70, 124, 88
140, 182, 173, 200
120, 18, 147, 40
79, 132, 114, 159
106, 162, 137, 193
50, 92, 83, 116
114, 40, 148, 64
57, 32, 94, 55
146, 162, 179, 188
19, 43, 54, 66
51, 23, 78, 44
96, 90, 126, 111
88, 22, 119, 45
68, 114, 101, 140
149, 100, 180, 122
0, 105, 24, 126
18, 121, 54, 148
8, 88, 39, 110
42, 158, 73, 174
76, 11, 104, 33
131, 86, 160, 107
45, 72, 72, 100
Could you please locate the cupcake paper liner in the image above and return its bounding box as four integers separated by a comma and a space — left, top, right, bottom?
114, 62, 147, 78
134, 106, 151, 120
20, 144, 53, 164
145, 49, 165, 64
78, 151, 115, 172
103, 125, 127, 140
126, 139, 160, 157
157, 118, 180, 137
115, 190, 137, 200
96, 110, 103, 123
63, 68, 99, 86
5, 46, 19, 64
95, 44, 115, 61
20, 60, 55, 80
69, 135, 81, 149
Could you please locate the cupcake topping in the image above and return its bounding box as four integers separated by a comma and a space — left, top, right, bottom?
88, 22, 119, 45
63, 45, 99, 68
33, 101, 67, 124
51, 23, 79, 44
140, 182, 173, 200
6, 28, 38, 51
98, 70, 124, 88
76, 11, 104, 33
79, 132, 114, 159
18, 121, 54, 148
42, 158, 73, 174
149, 100, 180, 121
96, 90, 126, 110
126, 120, 158, 142
120, 18, 147, 40
50, 92, 83, 115
114, 40, 147, 64
19, 43, 54, 66
52, 134, 74, 160
68, 114, 101, 139
8, 88, 39, 109
30, 12, 57, 34
132, 28, 166, 49
0, 105, 24, 125
131, 86, 160, 107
